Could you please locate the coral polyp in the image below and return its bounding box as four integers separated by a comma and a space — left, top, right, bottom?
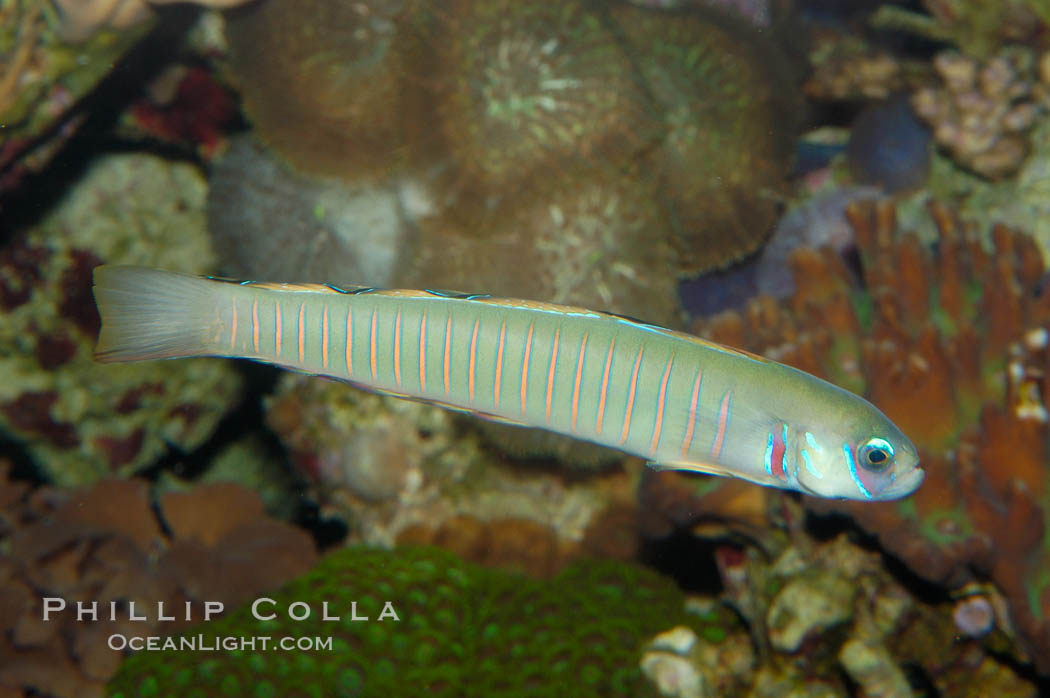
430, 0, 654, 188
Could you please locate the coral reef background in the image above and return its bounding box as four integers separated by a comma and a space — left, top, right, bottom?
3, 0, 1050, 696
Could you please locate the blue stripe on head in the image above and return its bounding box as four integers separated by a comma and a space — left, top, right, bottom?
843, 442, 872, 499
801, 450, 822, 479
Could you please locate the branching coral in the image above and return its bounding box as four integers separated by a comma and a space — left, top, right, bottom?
0, 473, 316, 697
108, 545, 691, 697
804, 40, 914, 102
912, 48, 1050, 179
693, 197, 1050, 673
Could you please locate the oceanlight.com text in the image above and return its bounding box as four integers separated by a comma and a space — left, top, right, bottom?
108, 634, 335, 652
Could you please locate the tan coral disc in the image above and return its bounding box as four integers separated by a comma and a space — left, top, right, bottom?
224, 0, 417, 179
428, 0, 657, 189
614, 5, 797, 274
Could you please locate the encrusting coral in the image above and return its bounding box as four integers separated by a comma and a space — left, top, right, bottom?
108, 545, 690, 697
0, 152, 241, 485
692, 197, 1050, 674
0, 469, 316, 698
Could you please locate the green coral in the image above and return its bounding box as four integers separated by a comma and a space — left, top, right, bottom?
109, 545, 688, 697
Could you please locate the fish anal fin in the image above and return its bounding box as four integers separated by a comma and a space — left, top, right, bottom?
431, 402, 530, 427
326, 378, 533, 427
650, 460, 789, 490
648, 460, 734, 478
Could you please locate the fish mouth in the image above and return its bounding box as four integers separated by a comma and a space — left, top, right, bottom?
877, 467, 925, 500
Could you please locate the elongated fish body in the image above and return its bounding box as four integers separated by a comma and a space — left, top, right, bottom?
93, 266, 923, 501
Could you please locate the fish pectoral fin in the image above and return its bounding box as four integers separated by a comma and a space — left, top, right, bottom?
647, 460, 735, 478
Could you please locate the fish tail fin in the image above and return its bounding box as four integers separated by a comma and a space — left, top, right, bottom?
93, 265, 222, 363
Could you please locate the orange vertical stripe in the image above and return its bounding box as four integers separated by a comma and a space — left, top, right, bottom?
619, 346, 644, 445
648, 353, 674, 456
468, 317, 479, 403
443, 314, 452, 397
679, 368, 703, 459
275, 301, 282, 358
494, 319, 506, 408
570, 332, 588, 433
418, 310, 427, 393
370, 308, 378, 382
596, 338, 615, 434
394, 308, 402, 387
230, 298, 238, 350
712, 391, 732, 461
520, 321, 535, 415
251, 298, 259, 354
297, 301, 305, 364
545, 327, 560, 423
322, 304, 330, 369
345, 307, 353, 377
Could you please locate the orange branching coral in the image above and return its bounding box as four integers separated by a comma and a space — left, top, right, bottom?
0, 476, 317, 697
693, 198, 1050, 672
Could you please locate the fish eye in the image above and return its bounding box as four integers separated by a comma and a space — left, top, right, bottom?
858, 437, 894, 472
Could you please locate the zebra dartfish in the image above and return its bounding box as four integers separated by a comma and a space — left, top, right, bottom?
92, 266, 923, 501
